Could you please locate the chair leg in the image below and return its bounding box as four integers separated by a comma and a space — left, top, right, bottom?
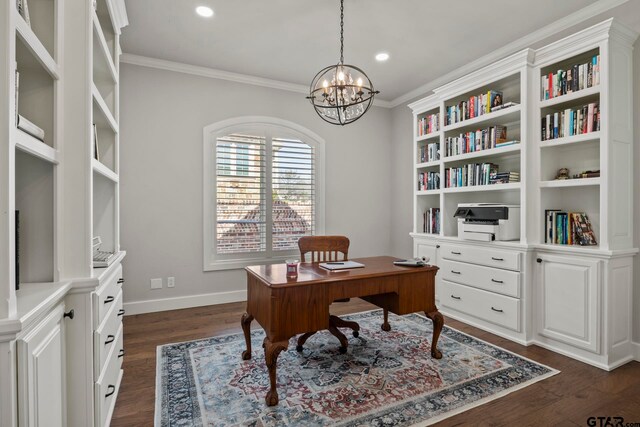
296, 332, 316, 352
329, 315, 360, 338
328, 324, 349, 354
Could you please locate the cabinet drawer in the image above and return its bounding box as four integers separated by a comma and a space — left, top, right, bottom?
93, 264, 123, 327
94, 290, 123, 379
441, 280, 520, 331
95, 342, 123, 427
439, 259, 520, 298
440, 243, 521, 271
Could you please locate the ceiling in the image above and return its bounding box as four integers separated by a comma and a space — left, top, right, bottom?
122, 0, 625, 103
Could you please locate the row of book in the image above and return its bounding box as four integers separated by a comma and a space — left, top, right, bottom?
445, 162, 498, 188
417, 112, 440, 137
418, 171, 440, 191
445, 90, 503, 125
423, 208, 440, 234
541, 54, 600, 101
544, 210, 597, 246
444, 126, 512, 157
418, 142, 439, 163
541, 102, 599, 141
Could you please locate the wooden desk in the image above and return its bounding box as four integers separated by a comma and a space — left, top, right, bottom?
241, 256, 442, 406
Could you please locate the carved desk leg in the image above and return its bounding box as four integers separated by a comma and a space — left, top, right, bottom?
241, 313, 254, 360
425, 310, 444, 359
381, 308, 391, 332
264, 337, 289, 406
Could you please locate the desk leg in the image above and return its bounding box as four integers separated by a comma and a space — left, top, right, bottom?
425, 310, 443, 359
241, 313, 254, 360
264, 338, 289, 406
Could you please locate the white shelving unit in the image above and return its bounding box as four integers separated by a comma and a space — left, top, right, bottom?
409, 19, 638, 370
0, 1, 128, 426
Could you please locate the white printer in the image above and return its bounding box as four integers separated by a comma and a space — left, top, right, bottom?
453, 203, 520, 242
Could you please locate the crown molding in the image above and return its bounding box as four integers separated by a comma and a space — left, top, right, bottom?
120, 54, 393, 108
388, 0, 630, 108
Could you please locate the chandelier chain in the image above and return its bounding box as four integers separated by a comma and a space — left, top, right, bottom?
339, 0, 344, 64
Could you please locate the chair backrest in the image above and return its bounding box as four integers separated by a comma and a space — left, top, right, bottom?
298, 236, 349, 262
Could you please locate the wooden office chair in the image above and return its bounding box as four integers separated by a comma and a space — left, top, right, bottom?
296, 235, 360, 354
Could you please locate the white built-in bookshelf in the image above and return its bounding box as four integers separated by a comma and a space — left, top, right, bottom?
409, 19, 638, 370
0, 1, 127, 425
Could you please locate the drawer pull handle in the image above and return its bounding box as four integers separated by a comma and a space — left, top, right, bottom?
491, 279, 504, 284
105, 335, 115, 345
118, 349, 125, 358
105, 385, 116, 398
537, 258, 543, 263
104, 296, 115, 304
491, 307, 504, 313
436, 245, 440, 248
451, 270, 461, 274
451, 251, 462, 255
63, 309, 75, 320
117, 278, 125, 284
450, 295, 461, 300
118, 309, 125, 316
491, 257, 504, 261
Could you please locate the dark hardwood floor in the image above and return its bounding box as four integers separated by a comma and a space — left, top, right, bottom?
112, 299, 640, 426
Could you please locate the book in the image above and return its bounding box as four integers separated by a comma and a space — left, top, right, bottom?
17, 115, 45, 141
93, 124, 100, 161
15, 210, 19, 290
17, 0, 30, 25
319, 261, 365, 271
490, 101, 518, 112
15, 70, 19, 127
544, 210, 597, 246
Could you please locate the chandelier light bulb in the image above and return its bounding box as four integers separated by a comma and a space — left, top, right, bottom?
357, 78, 363, 87
338, 71, 345, 82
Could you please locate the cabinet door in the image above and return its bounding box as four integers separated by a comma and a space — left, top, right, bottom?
416, 242, 440, 300
17, 304, 66, 427
537, 254, 600, 352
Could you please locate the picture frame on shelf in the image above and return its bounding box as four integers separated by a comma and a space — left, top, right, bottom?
93, 124, 100, 161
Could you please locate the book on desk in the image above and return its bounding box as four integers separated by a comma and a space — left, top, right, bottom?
319, 261, 365, 271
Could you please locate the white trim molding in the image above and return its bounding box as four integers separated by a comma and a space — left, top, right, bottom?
633, 342, 640, 362
123, 290, 247, 316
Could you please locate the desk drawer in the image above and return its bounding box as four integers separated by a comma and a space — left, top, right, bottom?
440, 243, 521, 271
93, 264, 123, 327
95, 340, 123, 427
439, 259, 520, 298
94, 290, 123, 379
441, 280, 520, 331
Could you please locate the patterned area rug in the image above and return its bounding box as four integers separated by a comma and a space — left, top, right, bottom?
155, 310, 558, 426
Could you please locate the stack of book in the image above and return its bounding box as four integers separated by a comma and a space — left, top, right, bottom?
419, 142, 439, 163
445, 162, 498, 188
423, 207, 440, 234
541, 54, 600, 100
541, 102, 599, 141
544, 210, 597, 246
489, 171, 520, 184
444, 126, 508, 156
418, 171, 440, 191
445, 90, 503, 125
417, 112, 440, 137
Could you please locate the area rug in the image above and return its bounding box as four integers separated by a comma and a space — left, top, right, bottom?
155, 310, 558, 426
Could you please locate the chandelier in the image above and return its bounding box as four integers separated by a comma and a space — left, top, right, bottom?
306, 0, 379, 126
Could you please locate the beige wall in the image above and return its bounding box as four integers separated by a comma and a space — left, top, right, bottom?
119, 64, 392, 305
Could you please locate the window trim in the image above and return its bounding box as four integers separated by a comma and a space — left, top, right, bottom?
203, 116, 325, 271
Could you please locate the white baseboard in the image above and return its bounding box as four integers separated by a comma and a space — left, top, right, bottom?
633, 341, 640, 361
123, 290, 247, 315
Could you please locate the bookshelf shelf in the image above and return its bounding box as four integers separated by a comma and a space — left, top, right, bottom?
15, 16, 59, 80
14, 129, 59, 164
443, 144, 520, 164
92, 12, 118, 84
416, 189, 440, 196
416, 131, 441, 142
538, 84, 600, 109
539, 177, 600, 188
538, 131, 600, 148
416, 160, 440, 169
92, 83, 118, 133
443, 105, 521, 133
534, 243, 602, 254
442, 182, 521, 194
92, 159, 119, 183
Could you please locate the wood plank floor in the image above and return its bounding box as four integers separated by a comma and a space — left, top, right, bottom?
112, 299, 640, 426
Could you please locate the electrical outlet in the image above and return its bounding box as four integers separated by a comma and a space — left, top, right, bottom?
167, 277, 175, 288
150, 278, 163, 290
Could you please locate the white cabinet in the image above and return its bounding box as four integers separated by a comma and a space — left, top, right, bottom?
17, 304, 67, 427
536, 253, 600, 352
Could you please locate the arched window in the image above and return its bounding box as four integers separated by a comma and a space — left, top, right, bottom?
203, 117, 325, 270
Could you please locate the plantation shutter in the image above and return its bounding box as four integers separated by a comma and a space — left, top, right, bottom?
271, 138, 315, 251
215, 134, 266, 254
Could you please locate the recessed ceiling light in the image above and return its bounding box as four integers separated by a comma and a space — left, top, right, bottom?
375, 52, 389, 62
196, 6, 214, 18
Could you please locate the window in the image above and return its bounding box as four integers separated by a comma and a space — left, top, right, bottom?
204, 117, 325, 270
